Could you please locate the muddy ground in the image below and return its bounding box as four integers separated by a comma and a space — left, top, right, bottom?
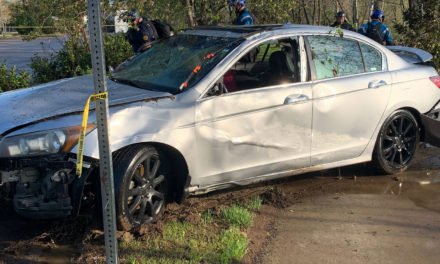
1, 146, 439, 263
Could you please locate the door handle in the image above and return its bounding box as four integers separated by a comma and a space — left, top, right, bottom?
368, 80, 387, 89
284, 94, 309, 105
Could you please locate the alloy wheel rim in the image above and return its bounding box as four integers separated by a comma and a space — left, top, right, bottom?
126, 155, 165, 224
381, 115, 417, 167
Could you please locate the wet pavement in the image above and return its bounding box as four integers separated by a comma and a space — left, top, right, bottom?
0, 37, 64, 72
260, 146, 440, 264
262, 193, 440, 264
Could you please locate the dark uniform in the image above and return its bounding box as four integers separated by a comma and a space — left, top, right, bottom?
330, 21, 355, 31
358, 20, 393, 45
233, 8, 254, 25
126, 17, 159, 53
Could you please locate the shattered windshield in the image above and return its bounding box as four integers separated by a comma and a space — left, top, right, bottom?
111, 33, 242, 94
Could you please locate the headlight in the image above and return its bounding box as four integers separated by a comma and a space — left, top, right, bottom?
0, 125, 95, 158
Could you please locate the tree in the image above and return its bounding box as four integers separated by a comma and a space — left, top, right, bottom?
0, 0, 11, 34
395, 0, 440, 68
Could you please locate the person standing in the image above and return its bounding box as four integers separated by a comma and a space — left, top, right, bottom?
358, 10, 394, 46
331, 11, 355, 31
230, 0, 254, 25
125, 10, 159, 53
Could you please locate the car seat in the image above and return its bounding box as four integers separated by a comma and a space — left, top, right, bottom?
267, 51, 294, 84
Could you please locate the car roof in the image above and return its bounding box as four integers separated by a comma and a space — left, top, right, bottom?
182, 24, 338, 39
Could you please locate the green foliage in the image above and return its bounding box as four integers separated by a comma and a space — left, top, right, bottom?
118, 199, 260, 263
250, 0, 299, 24
201, 208, 215, 224
31, 34, 133, 84
162, 221, 193, 242
104, 33, 134, 68
395, 0, 440, 69
221, 205, 253, 228
0, 64, 31, 92
243, 196, 263, 212
30, 40, 91, 84
9, 0, 57, 35
218, 228, 248, 264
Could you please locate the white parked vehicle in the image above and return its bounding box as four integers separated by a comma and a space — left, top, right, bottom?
1, 25, 440, 230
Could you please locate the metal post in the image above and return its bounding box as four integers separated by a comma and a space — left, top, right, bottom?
86, 1, 119, 263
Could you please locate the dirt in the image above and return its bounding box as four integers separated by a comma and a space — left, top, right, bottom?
1, 146, 439, 263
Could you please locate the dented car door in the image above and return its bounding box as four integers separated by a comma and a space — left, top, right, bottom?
306, 35, 391, 165
194, 36, 312, 187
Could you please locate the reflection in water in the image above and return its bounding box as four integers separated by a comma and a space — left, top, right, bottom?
383, 181, 403, 195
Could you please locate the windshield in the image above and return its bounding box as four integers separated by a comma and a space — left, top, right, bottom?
111, 33, 242, 94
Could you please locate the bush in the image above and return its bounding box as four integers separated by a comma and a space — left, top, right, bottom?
104, 33, 134, 69
31, 33, 134, 84
395, 1, 440, 70
0, 64, 31, 92
30, 39, 91, 84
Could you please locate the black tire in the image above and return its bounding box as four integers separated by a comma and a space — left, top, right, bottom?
113, 145, 168, 231
373, 109, 419, 174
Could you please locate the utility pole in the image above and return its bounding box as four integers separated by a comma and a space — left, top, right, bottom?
86, 0, 119, 263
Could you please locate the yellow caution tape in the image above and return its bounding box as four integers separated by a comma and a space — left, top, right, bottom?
76, 91, 108, 177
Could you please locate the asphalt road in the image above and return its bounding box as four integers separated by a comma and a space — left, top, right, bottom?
0, 37, 64, 72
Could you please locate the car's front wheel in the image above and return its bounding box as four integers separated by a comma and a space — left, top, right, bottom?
113, 145, 168, 231
373, 109, 419, 174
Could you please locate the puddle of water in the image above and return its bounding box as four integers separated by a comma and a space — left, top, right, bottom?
398, 170, 440, 185
36, 245, 76, 264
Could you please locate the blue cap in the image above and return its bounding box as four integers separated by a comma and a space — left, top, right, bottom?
371, 10, 384, 19
229, 0, 245, 6
127, 9, 138, 18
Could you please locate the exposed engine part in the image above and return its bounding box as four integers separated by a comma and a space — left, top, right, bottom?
10, 167, 75, 219
0, 167, 39, 185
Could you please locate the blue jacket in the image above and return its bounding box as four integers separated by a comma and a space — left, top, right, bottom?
358, 20, 393, 45
234, 9, 254, 25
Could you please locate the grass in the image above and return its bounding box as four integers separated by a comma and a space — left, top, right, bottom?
218, 228, 248, 263
221, 205, 253, 228
243, 196, 263, 212
120, 197, 262, 264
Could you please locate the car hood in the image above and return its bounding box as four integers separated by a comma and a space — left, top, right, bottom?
0, 75, 172, 136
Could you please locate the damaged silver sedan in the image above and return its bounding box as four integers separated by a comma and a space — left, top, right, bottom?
1, 25, 440, 231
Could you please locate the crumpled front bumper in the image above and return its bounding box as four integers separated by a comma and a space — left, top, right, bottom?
421, 106, 440, 147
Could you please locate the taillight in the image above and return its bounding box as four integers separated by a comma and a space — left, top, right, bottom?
430, 76, 440, 88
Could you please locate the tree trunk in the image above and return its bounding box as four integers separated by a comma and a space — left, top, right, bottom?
301, 0, 311, 24
353, 0, 358, 26
317, 0, 321, 25
185, 0, 196, 27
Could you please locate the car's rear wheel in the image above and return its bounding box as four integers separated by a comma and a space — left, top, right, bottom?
373, 110, 419, 174
114, 145, 168, 231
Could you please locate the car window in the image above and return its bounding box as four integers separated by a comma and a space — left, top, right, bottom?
360, 43, 383, 72
206, 37, 301, 96
391, 50, 421, 64
307, 36, 364, 80
111, 34, 242, 94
